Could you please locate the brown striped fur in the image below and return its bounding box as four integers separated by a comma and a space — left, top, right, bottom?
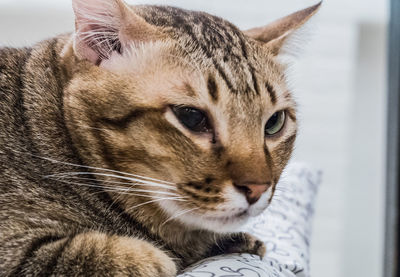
0, 1, 320, 276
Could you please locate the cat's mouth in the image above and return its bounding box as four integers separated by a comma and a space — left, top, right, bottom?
158, 185, 271, 232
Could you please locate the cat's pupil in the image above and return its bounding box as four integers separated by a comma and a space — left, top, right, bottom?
172, 106, 210, 133
266, 113, 278, 128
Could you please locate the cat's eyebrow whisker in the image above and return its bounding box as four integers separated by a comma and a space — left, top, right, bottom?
160, 207, 200, 227
44, 171, 176, 190
51, 178, 187, 200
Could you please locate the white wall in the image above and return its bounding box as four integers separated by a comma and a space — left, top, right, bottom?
0, 1, 389, 276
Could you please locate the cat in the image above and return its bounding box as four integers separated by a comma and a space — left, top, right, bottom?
0, 0, 320, 276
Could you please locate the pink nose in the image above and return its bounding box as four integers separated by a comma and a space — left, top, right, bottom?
234, 183, 269, 205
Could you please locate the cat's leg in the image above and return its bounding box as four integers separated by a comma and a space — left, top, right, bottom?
210, 232, 266, 258
10, 231, 177, 277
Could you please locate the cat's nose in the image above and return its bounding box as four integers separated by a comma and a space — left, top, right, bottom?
234, 183, 269, 205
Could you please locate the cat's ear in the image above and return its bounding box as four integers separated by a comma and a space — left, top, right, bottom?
244, 2, 321, 58
72, 0, 162, 64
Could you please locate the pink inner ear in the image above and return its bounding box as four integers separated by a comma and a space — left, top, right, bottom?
74, 24, 122, 64
82, 24, 122, 63
74, 40, 99, 65
72, 0, 124, 64
72, 0, 163, 65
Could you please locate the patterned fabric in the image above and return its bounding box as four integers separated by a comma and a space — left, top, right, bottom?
179, 162, 322, 277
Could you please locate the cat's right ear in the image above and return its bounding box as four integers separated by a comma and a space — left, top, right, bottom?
72, 0, 162, 65
244, 2, 321, 59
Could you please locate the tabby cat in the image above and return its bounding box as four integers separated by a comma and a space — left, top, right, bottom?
0, 0, 320, 276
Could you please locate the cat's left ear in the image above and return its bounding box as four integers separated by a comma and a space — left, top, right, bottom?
244, 2, 321, 58
72, 0, 163, 65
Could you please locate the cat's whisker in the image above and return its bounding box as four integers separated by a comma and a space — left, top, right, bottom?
35, 154, 175, 185
213, 232, 222, 251
270, 197, 285, 204
45, 171, 176, 190
272, 191, 289, 197
11, 149, 176, 187
50, 178, 187, 200
160, 207, 200, 227
49, 175, 174, 189
47, 175, 182, 197
274, 187, 292, 192
125, 197, 188, 213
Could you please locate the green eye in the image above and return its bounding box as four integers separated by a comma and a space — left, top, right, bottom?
265, 110, 286, 136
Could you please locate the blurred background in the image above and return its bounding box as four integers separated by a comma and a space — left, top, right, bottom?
0, 0, 389, 276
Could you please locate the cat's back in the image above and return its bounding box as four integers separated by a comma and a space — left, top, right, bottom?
0, 47, 31, 141
0, 47, 31, 99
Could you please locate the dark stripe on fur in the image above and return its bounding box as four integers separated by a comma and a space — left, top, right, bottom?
249, 65, 260, 95
207, 75, 218, 101
44, 237, 73, 275
100, 109, 147, 129
183, 82, 196, 97
14, 49, 42, 158
265, 81, 277, 104
212, 60, 235, 93
263, 143, 273, 170
287, 109, 297, 122
10, 235, 64, 276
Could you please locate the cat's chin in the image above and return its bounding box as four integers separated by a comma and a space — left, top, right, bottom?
176, 209, 252, 233
198, 202, 270, 233
159, 196, 270, 233
199, 211, 252, 233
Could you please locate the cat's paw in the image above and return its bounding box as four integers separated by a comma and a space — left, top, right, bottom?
65, 232, 177, 277
218, 232, 266, 258
110, 236, 177, 277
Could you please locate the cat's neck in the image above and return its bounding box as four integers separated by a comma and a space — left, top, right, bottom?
14, 35, 81, 167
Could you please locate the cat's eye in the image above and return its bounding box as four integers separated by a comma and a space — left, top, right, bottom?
172, 106, 211, 133
265, 110, 286, 136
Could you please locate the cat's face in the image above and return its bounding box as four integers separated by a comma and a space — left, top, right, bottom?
64, 0, 319, 232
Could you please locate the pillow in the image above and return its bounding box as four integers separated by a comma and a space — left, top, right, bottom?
179, 162, 322, 277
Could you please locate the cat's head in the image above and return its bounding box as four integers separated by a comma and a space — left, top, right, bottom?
63, 0, 320, 232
